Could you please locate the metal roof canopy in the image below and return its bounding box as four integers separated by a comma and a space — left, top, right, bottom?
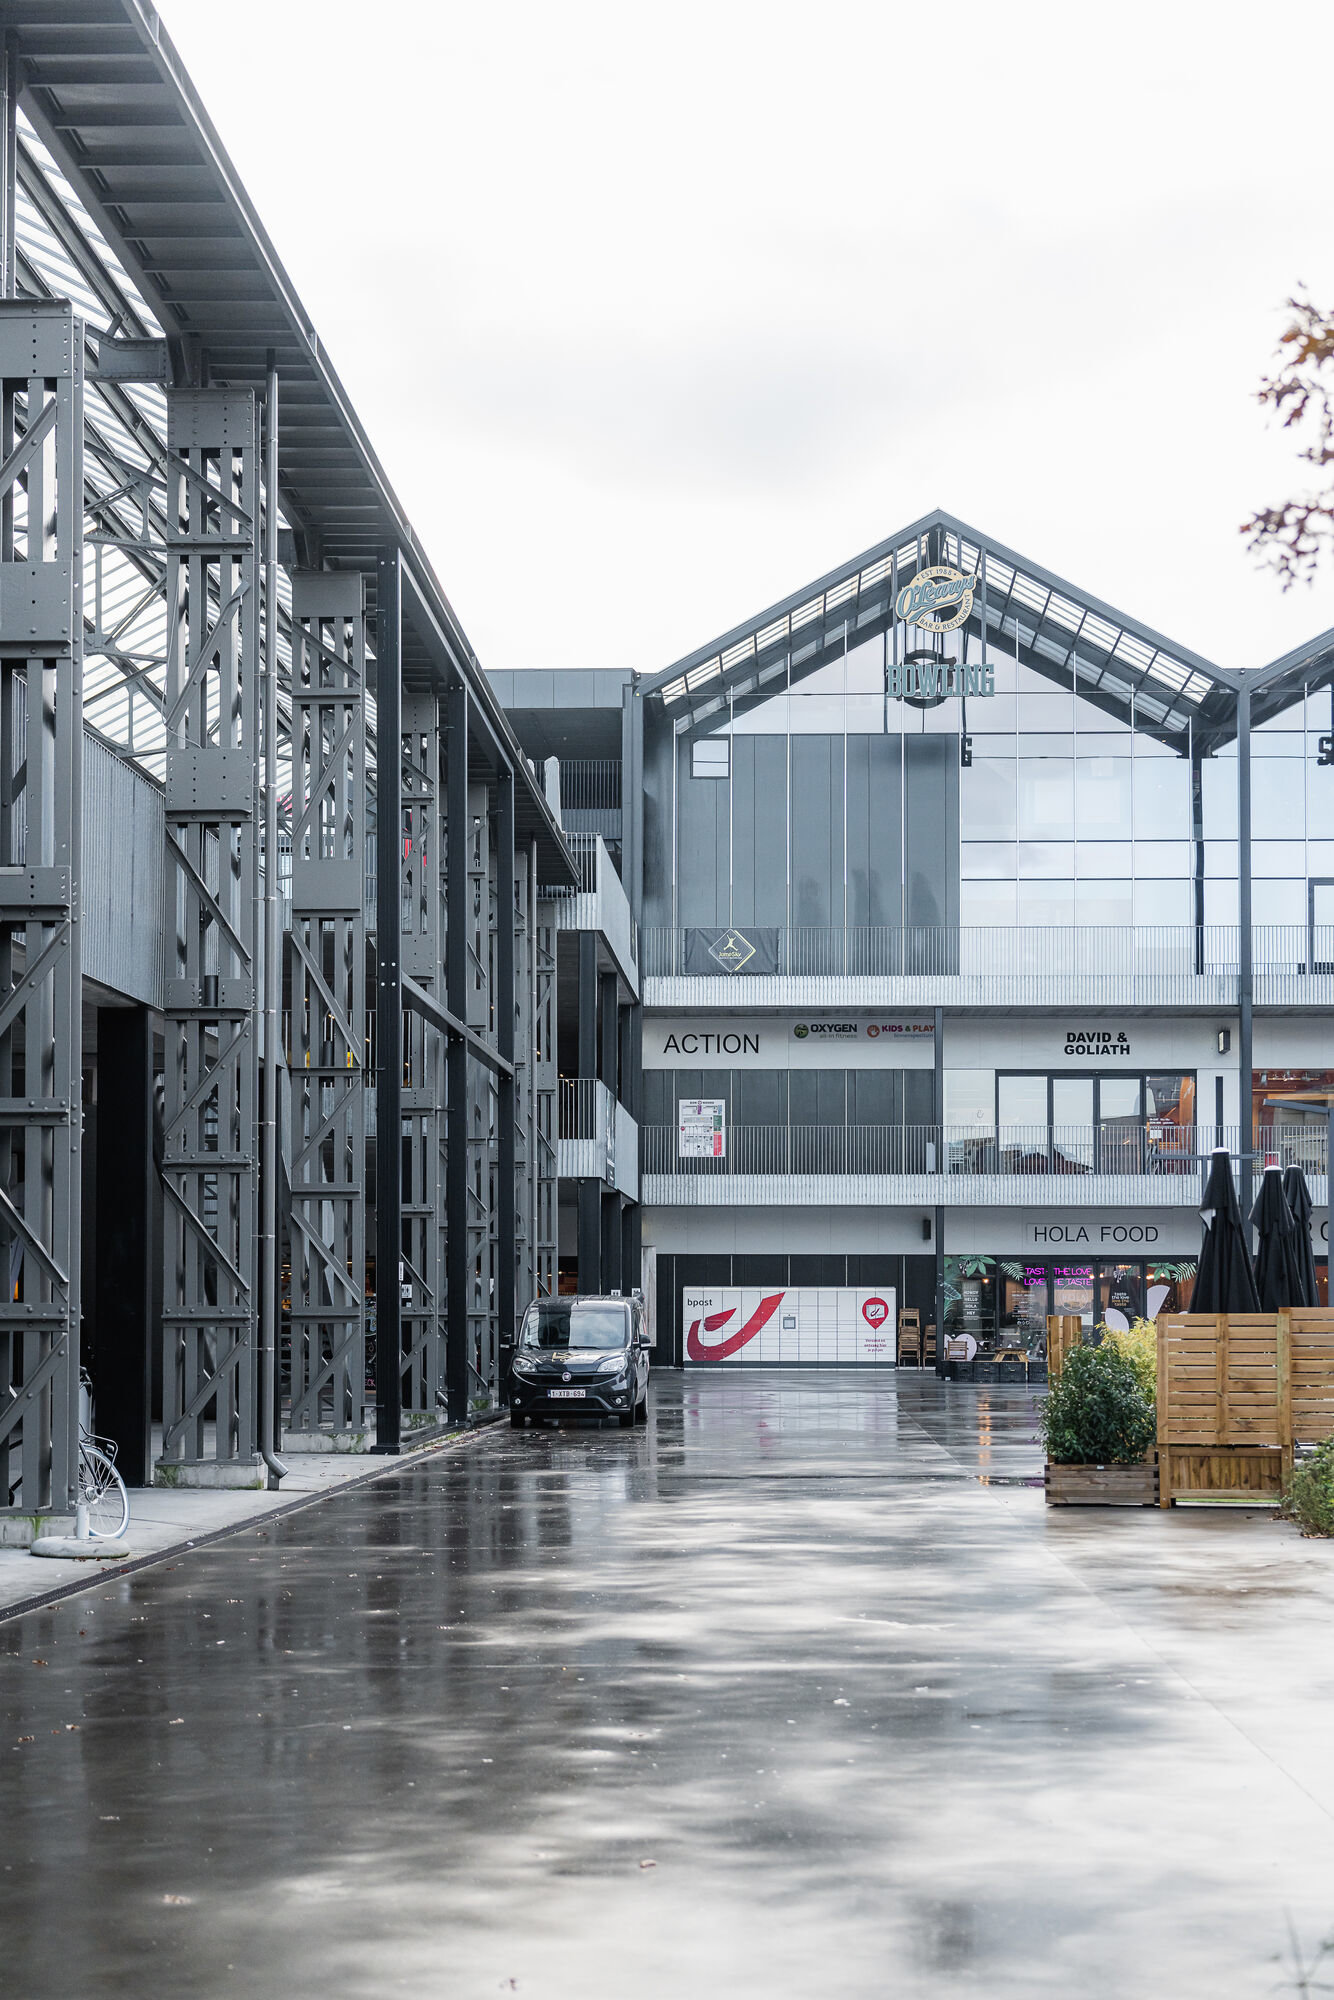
643, 507, 1334, 751
3, 0, 575, 882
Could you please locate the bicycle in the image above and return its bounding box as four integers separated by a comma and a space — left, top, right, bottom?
78, 1425, 129, 1540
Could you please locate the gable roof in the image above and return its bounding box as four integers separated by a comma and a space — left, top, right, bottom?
642, 509, 1334, 749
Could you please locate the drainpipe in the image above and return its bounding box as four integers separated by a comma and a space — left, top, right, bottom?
259, 353, 288, 1489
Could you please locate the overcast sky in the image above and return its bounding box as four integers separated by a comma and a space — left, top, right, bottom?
156, 0, 1334, 678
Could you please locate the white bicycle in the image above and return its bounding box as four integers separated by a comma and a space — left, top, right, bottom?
77, 1374, 129, 1539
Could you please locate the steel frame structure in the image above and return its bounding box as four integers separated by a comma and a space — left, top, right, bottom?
0, 2, 575, 1518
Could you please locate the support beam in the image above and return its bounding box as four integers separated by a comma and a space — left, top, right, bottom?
160, 387, 260, 1477
374, 549, 403, 1453
0, 302, 83, 1516
578, 933, 598, 1079
445, 676, 469, 1423
496, 770, 516, 1354
286, 571, 367, 1440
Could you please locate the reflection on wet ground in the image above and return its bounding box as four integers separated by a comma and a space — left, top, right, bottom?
3, 1371, 1333, 1998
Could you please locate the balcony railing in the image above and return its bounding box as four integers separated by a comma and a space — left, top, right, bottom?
559, 1078, 638, 1198
639, 1122, 1330, 1206
542, 833, 639, 989
640, 925, 1334, 1006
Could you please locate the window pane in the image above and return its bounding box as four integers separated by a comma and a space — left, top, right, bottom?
1076, 757, 1132, 836
961, 880, 1017, 926
1076, 842, 1132, 877
1018, 842, 1074, 879
961, 757, 1017, 840
1202, 756, 1238, 838
1135, 879, 1191, 924
998, 1074, 1046, 1125
1076, 880, 1133, 925
1133, 757, 1190, 837
1252, 757, 1304, 837
962, 842, 1016, 879
1134, 841, 1192, 877
944, 1070, 994, 1128
1019, 881, 1075, 927
1018, 759, 1074, 839
691, 737, 730, 778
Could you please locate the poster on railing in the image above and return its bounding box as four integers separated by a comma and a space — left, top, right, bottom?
678, 1098, 726, 1158
683, 1286, 896, 1364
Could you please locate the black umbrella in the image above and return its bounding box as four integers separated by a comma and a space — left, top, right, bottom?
1249, 1164, 1307, 1310
1189, 1149, 1260, 1312
1283, 1163, 1321, 1308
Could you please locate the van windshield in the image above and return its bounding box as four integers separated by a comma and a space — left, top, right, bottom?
518, 1301, 630, 1352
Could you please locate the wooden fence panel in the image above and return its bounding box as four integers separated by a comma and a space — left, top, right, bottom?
1157, 1310, 1334, 1506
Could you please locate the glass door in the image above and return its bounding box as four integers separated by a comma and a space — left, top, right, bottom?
1097, 1076, 1144, 1173
1052, 1075, 1094, 1172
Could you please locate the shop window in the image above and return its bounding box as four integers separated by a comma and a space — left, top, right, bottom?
993, 1072, 1196, 1174
691, 737, 730, 779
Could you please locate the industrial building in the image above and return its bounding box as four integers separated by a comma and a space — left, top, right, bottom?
3, 3, 1334, 1538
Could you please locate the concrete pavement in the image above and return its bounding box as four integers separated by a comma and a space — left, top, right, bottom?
2, 1371, 1332, 1998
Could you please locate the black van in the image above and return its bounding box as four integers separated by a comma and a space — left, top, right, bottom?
509, 1295, 650, 1428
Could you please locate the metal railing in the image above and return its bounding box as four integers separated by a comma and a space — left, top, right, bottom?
558, 1077, 638, 1197
558, 759, 621, 812
641, 1121, 1329, 1184
640, 925, 1334, 1005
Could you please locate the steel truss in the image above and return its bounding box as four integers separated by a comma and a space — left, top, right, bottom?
285, 571, 367, 1435
159, 389, 261, 1473
0, 300, 83, 1514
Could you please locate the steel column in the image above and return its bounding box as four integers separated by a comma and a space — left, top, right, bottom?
496, 769, 516, 1355
445, 676, 469, 1422
374, 550, 403, 1453
286, 571, 367, 1438
0, 301, 83, 1516
160, 389, 260, 1476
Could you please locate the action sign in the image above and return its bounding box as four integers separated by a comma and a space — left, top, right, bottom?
678, 1098, 726, 1159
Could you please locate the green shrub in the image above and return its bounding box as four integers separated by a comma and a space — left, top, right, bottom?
1284, 1438, 1334, 1537
1093, 1318, 1157, 1401
1040, 1341, 1156, 1465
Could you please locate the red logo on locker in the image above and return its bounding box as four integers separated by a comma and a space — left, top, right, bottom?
686, 1292, 785, 1362
861, 1297, 889, 1328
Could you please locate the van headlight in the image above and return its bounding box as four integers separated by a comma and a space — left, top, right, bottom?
512, 1353, 539, 1375
596, 1354, 628, 1376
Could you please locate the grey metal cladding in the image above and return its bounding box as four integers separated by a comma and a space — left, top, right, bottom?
846, 735, 904, 929
81, 732, 164, 1008
904, 737, 958, 930
789, 737, 843, 927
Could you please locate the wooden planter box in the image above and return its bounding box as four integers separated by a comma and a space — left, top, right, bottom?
1045, 1457, 1158, 1507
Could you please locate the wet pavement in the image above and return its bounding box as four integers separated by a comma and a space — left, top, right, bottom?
3, 1370, 1334, 1998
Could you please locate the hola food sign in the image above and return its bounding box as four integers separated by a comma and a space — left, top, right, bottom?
683, 1287, 896, 1365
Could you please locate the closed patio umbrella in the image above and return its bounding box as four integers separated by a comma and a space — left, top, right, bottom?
1249, 1164, 1307, 1310
1189, 1150, 1260, 1313
1282, 1163, 1321, 1308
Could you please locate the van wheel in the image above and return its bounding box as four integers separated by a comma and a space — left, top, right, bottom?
634, 1394, 648, 1424
617, 1408, 635, 1429
510, 1410, 525, 1429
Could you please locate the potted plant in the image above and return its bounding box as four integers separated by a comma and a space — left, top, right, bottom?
1041, 1330, 1158, 1506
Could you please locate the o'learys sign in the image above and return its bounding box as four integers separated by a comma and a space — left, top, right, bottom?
889, 564, 994, 700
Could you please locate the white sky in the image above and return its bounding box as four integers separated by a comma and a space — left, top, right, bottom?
156, 0, 1334, 677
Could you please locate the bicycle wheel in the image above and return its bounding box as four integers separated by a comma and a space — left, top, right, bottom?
79, 1445, 129, 1539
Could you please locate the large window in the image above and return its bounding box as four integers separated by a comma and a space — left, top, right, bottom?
985, 1071, 1196, 1174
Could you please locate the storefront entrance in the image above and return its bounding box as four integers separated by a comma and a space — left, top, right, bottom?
945, 1256, 1203, 1349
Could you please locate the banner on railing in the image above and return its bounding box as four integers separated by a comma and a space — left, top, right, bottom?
684, 1286, 896, 1364
682, 927, 779, 975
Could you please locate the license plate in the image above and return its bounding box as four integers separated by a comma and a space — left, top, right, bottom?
547, 1387, 586, 1399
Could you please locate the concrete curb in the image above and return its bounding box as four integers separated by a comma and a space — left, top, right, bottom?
0, 1423, 483, 1626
